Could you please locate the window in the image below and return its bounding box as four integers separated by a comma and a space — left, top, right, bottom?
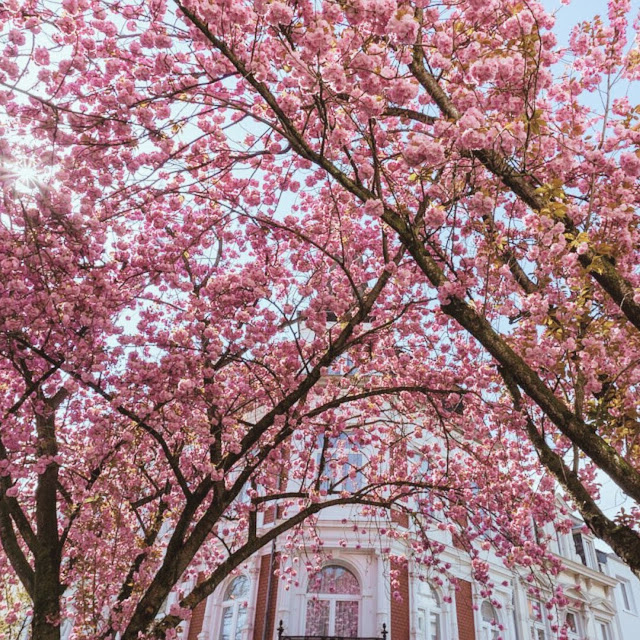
572, 530, 595, 568
528, 599, 546, 640
617, 578, 636, 613
317, 434, 363, 493
555, 531, 571, 558
219, 576, 250, 640
305, 565, 361, 636
327, 352, 356, 376
572, 532, 587, 565
597, 620, 613, 640
528, 600, 542, 621
563, 611, 583, 640
596, 550, 608, 573
479, 600, 499, 640
417, 584, 441, 640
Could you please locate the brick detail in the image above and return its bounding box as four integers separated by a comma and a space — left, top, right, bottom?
452, 533, 467, 551
187, 587, 207, 640
452, 513, 469, 551
253, 552, 280, 640
390, 559, 410, 640
391, 509, 409, 528
263, 506, 276, 524
455, 579, 476, 640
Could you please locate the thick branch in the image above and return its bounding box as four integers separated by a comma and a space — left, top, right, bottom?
379, 206, 640, 504
0, 500, 34, 597
499, 367, 640, 578
408, 39, 640, 332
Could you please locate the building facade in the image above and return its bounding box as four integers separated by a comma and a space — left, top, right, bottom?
181, 503, 636, 640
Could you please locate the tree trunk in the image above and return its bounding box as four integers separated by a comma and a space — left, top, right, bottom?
31, 391, 65, 640
31, 579, 61, 640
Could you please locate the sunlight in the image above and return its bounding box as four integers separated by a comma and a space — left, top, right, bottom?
0, 159, 43, 194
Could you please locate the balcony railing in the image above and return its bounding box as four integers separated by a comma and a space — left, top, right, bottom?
277, 621, 388, 640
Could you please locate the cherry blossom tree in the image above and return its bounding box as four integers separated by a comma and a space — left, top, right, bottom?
0, 115, 483, 639
153, 0, 640, 570
0, 125, 558, 638
1, 0, 640, 637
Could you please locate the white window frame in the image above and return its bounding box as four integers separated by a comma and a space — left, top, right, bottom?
596, 619, 614, 640
217, 575, 250, 640
563, 610, 583, 640
416, 583, 442, 640
571, 530, 596, 568
305, 564, 361, 636
479, 600, 500, 640
555, 531, 571, 558
528, 599, 547, 640
317, 434, 364, 494
616, 577, 636, 614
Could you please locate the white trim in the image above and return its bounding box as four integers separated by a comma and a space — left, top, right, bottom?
304, 564, 362, 636
209, 574, 252, 640
415, 580, 443, 640
595, 618, 615, 640
615, 577, 637, 614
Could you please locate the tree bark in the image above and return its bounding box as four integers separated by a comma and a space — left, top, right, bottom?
31, 391, 65, 640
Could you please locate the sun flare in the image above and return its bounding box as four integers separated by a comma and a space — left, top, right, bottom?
0, 159, 43, 194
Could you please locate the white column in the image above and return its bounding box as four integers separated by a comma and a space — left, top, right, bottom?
377, 551, 391, 637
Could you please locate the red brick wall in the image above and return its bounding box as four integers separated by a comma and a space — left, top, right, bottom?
452, 511, 469, 551
390, 559, 410, 640
263, 506, 276, 524
455, 579, 476, 640
391, 509, 409, 528
452, 532, 468, 551
252, 552, 280, 640
187, 578, 207, 640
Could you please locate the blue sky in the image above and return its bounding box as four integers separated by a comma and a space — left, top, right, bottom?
545, 0, 640, 46
539, 0, 640, 544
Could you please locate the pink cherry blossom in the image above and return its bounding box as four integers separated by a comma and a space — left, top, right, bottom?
0, 1, 639, 638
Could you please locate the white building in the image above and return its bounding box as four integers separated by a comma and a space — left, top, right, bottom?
598, 552, 640, 640
183, 502, 638, 640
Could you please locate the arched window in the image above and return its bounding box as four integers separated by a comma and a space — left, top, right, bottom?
219, 575, 250, 640
417, 584, 441, 640
479, 600, 499, 640
305, 565, 361, 636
